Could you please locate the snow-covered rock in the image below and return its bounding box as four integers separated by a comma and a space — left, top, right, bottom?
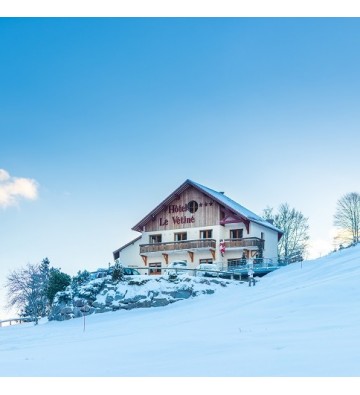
48, 274, 241, 321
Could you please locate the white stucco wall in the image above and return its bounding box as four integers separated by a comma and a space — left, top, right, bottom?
249, 222, 279, 262
118, 237, 143, 267
118, 221, 280, 272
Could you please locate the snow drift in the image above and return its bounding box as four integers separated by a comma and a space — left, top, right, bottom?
1, 244, 360, 377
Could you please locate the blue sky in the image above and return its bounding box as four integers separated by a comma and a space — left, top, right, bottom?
1, 17, 360, 316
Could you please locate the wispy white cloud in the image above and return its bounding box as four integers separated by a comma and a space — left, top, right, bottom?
0, 169, 10, 181
0, 169, 39, 208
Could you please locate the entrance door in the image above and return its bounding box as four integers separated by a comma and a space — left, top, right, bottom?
149, 262, 162, 275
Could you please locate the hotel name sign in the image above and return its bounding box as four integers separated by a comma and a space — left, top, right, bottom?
158, 200, 213, 227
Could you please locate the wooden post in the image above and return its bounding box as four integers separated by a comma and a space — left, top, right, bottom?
162, 253, 169, 265
187, 251, 194, 262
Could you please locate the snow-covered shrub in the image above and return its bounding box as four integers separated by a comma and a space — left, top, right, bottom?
72, 270, 91, 291
111, 261, 124, 282
78, 278, 106, 301
54, 289, 72, 305
128, 277, 151, 286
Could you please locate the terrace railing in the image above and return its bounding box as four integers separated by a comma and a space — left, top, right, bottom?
224, 237, 264, 249
140, 239, 216, 254
226, 258, 276, 271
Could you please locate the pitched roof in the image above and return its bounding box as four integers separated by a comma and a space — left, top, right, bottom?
189, 180, 283, 234
132, 179, 283, 235
113, 235, 142, 254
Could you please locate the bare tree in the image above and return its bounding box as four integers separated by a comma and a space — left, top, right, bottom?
5, 263, 44, 324
334, 192, 360, 245
263, 203, 309, 263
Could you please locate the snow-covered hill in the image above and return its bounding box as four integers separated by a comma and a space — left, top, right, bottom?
1, 245, 360, 378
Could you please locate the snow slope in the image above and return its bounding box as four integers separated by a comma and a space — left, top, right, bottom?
1, 245, 360, 378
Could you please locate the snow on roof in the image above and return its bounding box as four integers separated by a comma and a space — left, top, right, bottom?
113, 236, 141, 254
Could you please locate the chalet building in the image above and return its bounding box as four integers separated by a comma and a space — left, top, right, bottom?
113, 179, 283, 274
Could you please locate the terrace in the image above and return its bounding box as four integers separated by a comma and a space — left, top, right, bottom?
224, 237, 264, 250
140, 239, 216, 254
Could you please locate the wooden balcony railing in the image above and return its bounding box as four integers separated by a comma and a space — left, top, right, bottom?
224, 237, 264, 249
140, 239, 216, 254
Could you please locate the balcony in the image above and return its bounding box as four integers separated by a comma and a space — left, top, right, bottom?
140, 239, 216, 254
224, 237, 264, 250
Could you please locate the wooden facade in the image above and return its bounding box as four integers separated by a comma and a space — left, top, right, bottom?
143, 186, 222, 232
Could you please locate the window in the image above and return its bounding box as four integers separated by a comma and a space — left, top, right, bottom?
199, 258, 213, 264
230, 229, 243, 239
261, 232, 265, 240
188, 200, 199, 213
175, 232, 187, 241
149, 234, 162, 244
200, 229, 212, 239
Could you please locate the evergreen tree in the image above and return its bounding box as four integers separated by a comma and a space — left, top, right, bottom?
39, 257, 50, 278
38, 257, 51, 316
46, 269, 72, 306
